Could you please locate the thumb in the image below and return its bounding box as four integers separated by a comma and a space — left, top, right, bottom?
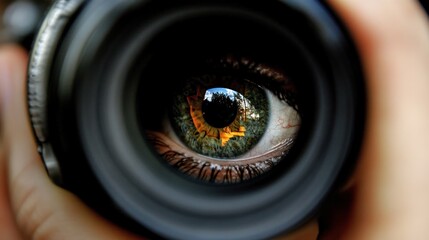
326, 1, 429, 239
0, 44, 143, 240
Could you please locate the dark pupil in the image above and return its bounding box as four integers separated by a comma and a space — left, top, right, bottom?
202, 88, 238, 128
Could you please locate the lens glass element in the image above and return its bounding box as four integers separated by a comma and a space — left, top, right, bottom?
136, 14, 303, 185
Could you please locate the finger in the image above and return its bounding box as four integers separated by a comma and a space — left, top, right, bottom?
273, 220, 319, 240
317, 187, 355, 240
327, 0, 429, 239
0, 44, 27, 240
0, 44, 144, 240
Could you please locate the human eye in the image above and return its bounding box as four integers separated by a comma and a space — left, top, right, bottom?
140, 54, 301, 184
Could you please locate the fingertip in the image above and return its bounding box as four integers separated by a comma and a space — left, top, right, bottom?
0, 43, 35, 155
328, 0, 429, 55
0, 43, 49, 203
0, 44, 28, 133
0, 44, 28, 82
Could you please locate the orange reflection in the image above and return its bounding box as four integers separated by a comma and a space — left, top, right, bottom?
187, 87, 246, 146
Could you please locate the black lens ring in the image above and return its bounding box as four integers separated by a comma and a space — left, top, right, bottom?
54, 1, 365, 240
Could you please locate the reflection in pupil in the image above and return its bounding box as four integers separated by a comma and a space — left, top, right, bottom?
202, 88, 238, 128
187, 86, 247, 147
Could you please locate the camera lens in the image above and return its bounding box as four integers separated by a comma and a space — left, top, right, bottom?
28, 1, 365, 239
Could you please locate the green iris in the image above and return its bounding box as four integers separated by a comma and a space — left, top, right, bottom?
170, 75, 269, 159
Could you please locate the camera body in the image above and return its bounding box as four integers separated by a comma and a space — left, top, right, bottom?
27, 0, 365, 239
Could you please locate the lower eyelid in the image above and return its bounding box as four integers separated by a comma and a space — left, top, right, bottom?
146, 131, 283, 184
146, 130, 290, 166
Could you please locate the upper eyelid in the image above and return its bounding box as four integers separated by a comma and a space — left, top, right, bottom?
211, 55, 296, 105
215, 55, 291, 86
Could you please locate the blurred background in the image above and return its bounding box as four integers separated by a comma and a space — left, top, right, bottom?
0, 0, 50, 49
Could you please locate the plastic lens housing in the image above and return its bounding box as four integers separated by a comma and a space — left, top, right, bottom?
27, 1, 365, 239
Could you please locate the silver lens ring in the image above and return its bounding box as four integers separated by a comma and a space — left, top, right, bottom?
27, 0, 84, 183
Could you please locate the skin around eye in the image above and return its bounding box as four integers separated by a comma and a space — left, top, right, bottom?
143, 56, 301, 184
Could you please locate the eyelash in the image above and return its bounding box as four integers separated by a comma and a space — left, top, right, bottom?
146, 132, 292, 184
144, 55, 299, 184
213, 55, 299, 112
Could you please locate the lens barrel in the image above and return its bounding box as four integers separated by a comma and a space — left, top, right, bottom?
28, 1, 365, 239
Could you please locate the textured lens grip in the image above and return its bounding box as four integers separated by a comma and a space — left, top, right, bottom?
27, 0, 84, 183
28, 0, 84, 144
